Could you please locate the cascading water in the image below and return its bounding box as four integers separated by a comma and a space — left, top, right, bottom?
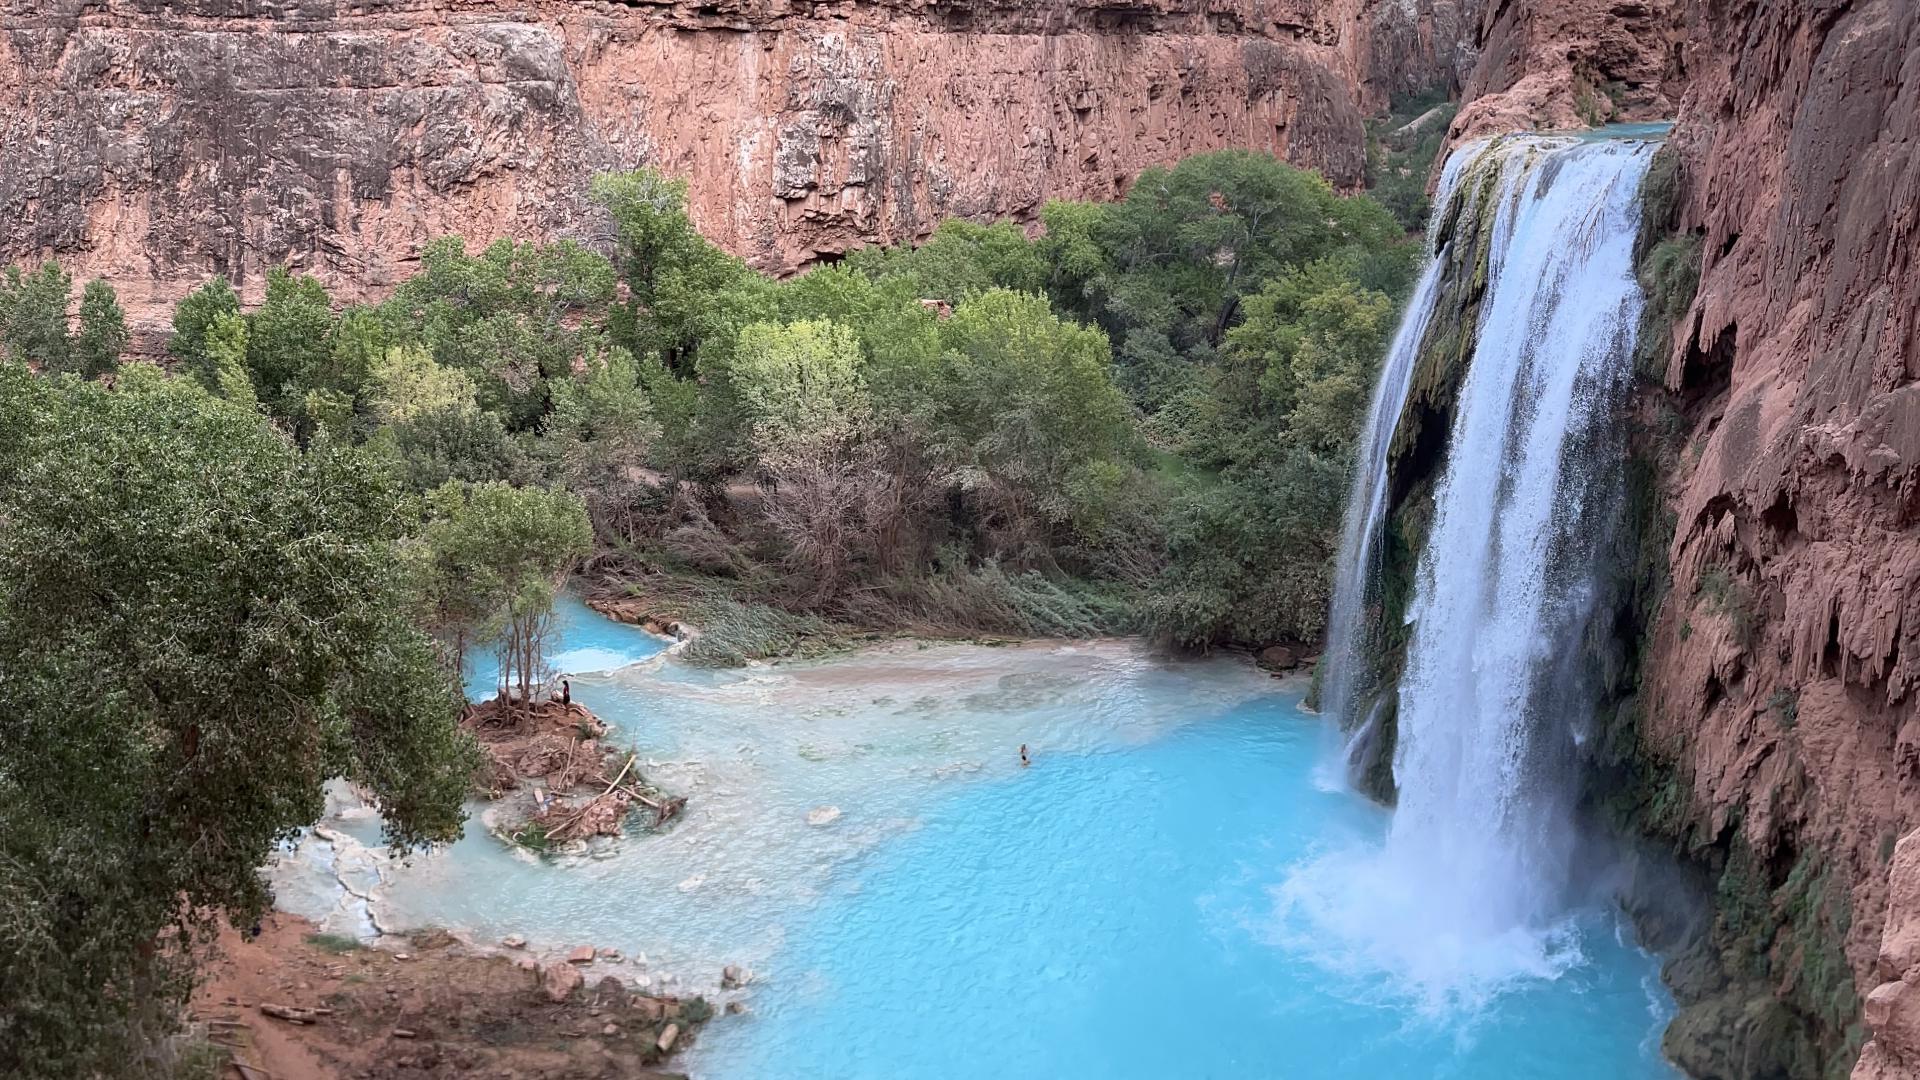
1291, 132, 1660, 1007
1318, 149, 1473, 764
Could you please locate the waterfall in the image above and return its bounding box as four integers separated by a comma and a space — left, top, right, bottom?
1287, 132, 1658, 1007
1318, 149, 1473, 748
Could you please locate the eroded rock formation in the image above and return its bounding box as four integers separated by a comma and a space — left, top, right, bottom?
0, 0, 1476, 334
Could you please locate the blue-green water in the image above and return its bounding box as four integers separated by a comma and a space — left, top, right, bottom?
691, 687, 1674, 1080
291, 610, 1675, 1078
461, 594, 668, 701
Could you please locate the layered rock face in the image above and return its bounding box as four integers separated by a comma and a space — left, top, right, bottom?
0, 0, 1475, 334
1651, 2, 1920, 1074
1447, 0, 1684, 140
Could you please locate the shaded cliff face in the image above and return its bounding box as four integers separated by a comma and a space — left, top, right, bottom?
1650, 2, 1920, 1074
1456, 0, 1920, 1076
0, 0, 1475, 334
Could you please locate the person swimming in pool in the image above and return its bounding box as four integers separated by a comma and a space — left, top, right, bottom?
1020, 743, 1030, 768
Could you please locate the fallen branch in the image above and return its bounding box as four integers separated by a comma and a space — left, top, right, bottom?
257, 1003, 333, 1024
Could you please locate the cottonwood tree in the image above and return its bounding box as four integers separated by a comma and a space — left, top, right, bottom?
727, 319, 902, 599
410, 481, 594, 704
170, 276, 243, 391
0, 362, 478, 1079
73, 279, 130, 378
0, 262, 73, 371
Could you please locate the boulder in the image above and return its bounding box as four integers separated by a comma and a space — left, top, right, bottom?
598, 947, 623, 961
721, 964, 750, 989
1255, 645, 1297, 671
502, 934, 527, 949
657, 1022, 681, 1053
541, 961, 584, 1003
567, 945, 595, 964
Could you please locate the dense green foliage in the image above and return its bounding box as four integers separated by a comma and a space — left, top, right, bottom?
0, 365, 478, 1078
0, 263, 129, 377
134, 151, 1417, 660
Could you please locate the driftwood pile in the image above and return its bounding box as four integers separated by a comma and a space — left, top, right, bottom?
460, 696, 684, 847
530, 752, 687, 842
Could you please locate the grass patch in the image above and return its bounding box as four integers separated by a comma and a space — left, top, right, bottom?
1769, 688, 1799, 731
505, 820, 556, 853
304, 932, 363, 954
1698, 562, 1761, 648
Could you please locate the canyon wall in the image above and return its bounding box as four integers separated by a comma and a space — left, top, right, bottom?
0, 0, 1475, 335
1651, 1, 1920, 1075
1457, 1, 1920, 1076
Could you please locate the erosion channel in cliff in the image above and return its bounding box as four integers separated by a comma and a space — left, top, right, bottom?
277, 589, 1676, 1077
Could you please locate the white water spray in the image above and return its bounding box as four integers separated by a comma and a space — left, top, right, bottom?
1288, 133, 1659, 1007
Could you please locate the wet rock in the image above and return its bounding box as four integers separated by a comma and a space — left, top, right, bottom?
567, 946, 595, 965
502, 935, 526, 949
721, 964, 751, 990
806, 805, 841, 827
597, 947, 622, 961
540, 961, 584, 1004
725, 1000, 746, 1015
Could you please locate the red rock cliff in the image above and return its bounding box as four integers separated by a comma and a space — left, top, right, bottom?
0, 0, 1475, 332
1653, 2, 1920, 1074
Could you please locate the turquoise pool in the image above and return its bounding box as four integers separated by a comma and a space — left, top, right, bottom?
301, 609, 1676, 1079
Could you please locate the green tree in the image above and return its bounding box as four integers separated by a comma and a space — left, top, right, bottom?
729, 319, 871, 450
1221, 258, 1396, 458
543, 346, 661, 538
846, 219, 1048, 301
1081, 150, 1410, 354
0, 362, 477, 1079
1, 263, 73, 372
202, 312, 258, 407
365, 344, 480, 426
1144, 447, 1348, 647
247, 268, 335, 417
922, 289, 1137, 553
410, 482, 594, 703
387, 237, 618, 429
591, 170, 768, 373
73, 279, 129, 378
169, 276, 242, 391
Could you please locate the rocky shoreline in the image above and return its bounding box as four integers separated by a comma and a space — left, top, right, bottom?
190, 911, 714, 1080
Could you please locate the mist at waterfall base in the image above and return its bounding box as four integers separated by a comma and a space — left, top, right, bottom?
1301, 130, 1669, 1022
